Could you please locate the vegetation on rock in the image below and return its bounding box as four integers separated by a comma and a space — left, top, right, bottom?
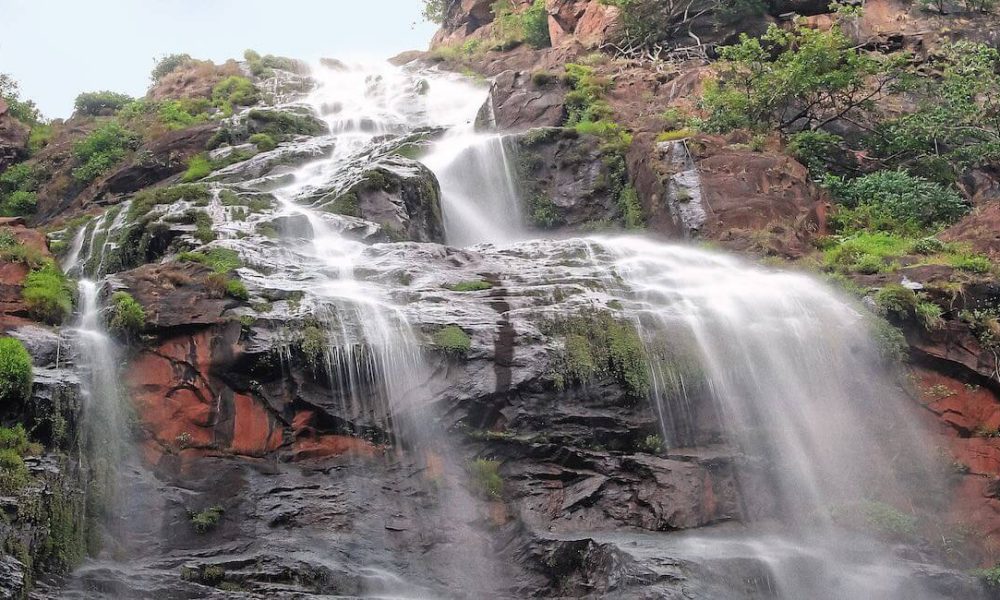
107, 292, 145, 338
432, 325, 472, 357
23, 263, 73, 324
0, 337, 32, 407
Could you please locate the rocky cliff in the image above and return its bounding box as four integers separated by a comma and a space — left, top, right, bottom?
0, 2, 997, 598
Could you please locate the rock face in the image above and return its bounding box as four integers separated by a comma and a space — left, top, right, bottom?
0, 99, 29, 172
319, 157, 445, 243
477, 70, 566, 132
510, 128, 633, 231
546, 0, 621, 47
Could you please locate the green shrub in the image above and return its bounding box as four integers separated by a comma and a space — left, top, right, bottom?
0, 337, 32, 406
432, 325, 471, 356
862, 500, 917, 539
158, 99, 211, 130
824, 170, 968, 234
4, 191, 36, 216
949, 253, 992, 274
225, 279, 249, 301
640, 434, 664, 454
916, 301, 944, 330
446, 280, 492, 292
824, 232, 912, 273
249, 133, 276, 151
0, 424, 29, 454
190, 506, 223, 533
656, 128, 694, 143
489, 0, 550, 48
73, 91, 133, 116
246, 109, 326, 138
72, 122, 141, 183
181, 155, 212, 183
869, 316, 908, 363
975, 565, 1000, 591
192, 210, 215, 244
151, 53, 193, 81
468, 458, 502, 498
618, 185, 643, 229
212, 76, 258, 115
23, 264, 73, 324
787, 130, 842, 173
0, 448, 28, 493
874, 284, 917, 318
108, 292, 145, 337
421, 0, 450, 22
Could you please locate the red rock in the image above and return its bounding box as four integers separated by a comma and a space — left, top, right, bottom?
290, 435, 379, 461
230, 392, 284, 456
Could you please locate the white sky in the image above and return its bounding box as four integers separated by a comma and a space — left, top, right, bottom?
0, 0, 438, 118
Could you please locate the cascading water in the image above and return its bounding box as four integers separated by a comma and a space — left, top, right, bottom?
72, 280, 132, 544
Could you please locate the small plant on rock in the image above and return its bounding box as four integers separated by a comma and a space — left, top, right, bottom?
190, 506, 224, 533
107, 292, 145, 338
468, 458, 503, 499
0, 338, 32, 407
432, 326, 471, 357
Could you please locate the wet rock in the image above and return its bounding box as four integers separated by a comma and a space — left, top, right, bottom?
318, 157, 445, 243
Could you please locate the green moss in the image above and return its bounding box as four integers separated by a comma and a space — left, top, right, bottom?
23, 263, 73, 324
445, 280, 492, 292
190, 506, 224, 533
432, 326, 471, 357
327, 192, 360, 217
656, 128, 694, 143
108, 292, 145, 338
618, 185, 644, 229
467, 458, 502, 499
0, 338, 32, 407
545, 310, 650, 399
300, 326, 327, 371
0, 448, 28, 494
128, 184, 211, 222
247, 109, 326, 138
861, 500, 917, 539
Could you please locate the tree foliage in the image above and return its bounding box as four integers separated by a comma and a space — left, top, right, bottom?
871, 42, 1000, 182
703, 21, 900, 133
74, 91, 134, 117
421, 0, 452, 23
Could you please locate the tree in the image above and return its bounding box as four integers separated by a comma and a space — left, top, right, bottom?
0, 74, 41, 125
702, 21, 902, 134
422, 0, 452, 23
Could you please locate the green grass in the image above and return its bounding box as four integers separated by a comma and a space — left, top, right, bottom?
23, 264, 73, 324
179, 248, 242, 273
181, 155, 212, 183
225, 279, 249, 301
445, 280, 492, 292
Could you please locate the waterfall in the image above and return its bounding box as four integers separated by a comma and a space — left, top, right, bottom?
588, 236, 944, 599
73, 280, 131, 545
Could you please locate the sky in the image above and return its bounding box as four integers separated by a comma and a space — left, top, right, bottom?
0, 0, 438, 118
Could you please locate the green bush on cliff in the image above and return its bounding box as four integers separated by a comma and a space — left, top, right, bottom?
0, 163, 42, 217
23, 263, 73, 324
0, 447, 29, 493
249, 133, 276, 151
824, 170, 968, 235
151, 53, 194, 81
601, 0, 763, 50
421, 0, 450, 23
190, 506, 224, 534
492, 0, 550, 49
212, 76, 258, 115
73, 91, 134, 116
72, 122, 141, 183
107, 292, 145, 338
158, 99, 211, 130
225, 279, 249, 301
0, 337, 33, 407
